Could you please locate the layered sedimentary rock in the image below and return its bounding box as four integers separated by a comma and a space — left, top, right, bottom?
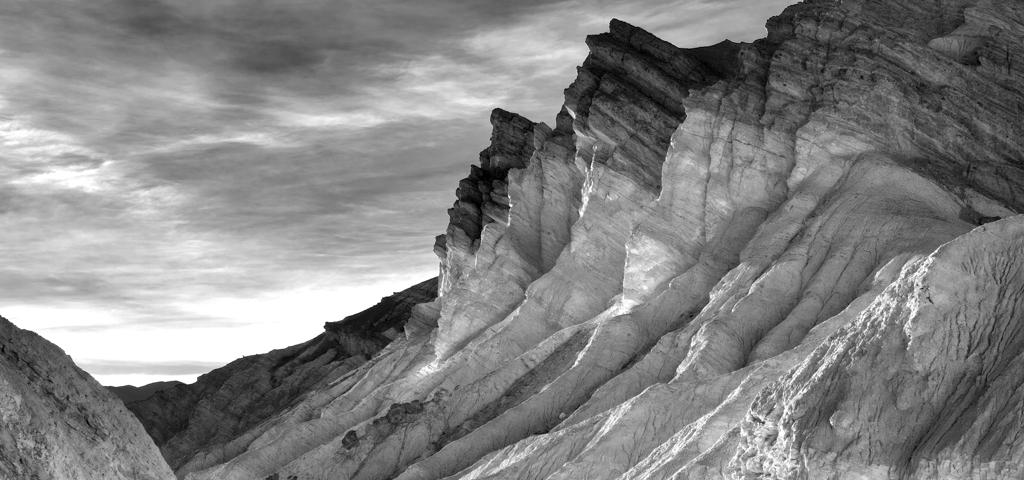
0, 315, 175, 480
131, 0, 1024, 479
129, 279, 437, 476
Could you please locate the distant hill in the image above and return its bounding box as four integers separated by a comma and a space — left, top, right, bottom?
107, 381, 184, 404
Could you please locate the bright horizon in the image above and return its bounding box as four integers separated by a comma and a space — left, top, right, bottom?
0, 0, 792, 387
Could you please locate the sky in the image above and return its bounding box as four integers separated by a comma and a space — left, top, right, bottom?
0, 0, 793, 387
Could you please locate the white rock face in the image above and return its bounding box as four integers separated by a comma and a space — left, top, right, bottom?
126, 1, 1024, 479
0, 316, 175, 480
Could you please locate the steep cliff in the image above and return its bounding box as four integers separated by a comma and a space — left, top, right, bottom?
129, 0, 1024, 479
0, 315, 175, 480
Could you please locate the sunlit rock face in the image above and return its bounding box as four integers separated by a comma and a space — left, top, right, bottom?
0, 316, 175, 480
135, 0, 1024, 479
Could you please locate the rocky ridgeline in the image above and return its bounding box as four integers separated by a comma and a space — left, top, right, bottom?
3, 0, 1024, 478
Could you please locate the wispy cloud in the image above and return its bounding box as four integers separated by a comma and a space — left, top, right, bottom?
0, 0, 792, 385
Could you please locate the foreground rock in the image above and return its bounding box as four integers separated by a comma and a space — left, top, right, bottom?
0, 315, 175, 480
130, 0, 1024, 478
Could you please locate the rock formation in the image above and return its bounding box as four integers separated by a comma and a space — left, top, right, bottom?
0, 315, 175, 480
126, 0, 1024, 478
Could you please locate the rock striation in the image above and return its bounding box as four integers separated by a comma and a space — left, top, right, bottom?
0, 315, 175, 480
127, 0, 1024, 479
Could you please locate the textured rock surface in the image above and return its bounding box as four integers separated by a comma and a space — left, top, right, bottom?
734, 219, 1024, 479
126, 1, 1024, 479
0, 315, 175, 480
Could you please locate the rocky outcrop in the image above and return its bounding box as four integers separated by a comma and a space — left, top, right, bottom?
129, 279, 437, 476
0, 315, 175, 480
434, 108, 539, 298
126, 1, 1024, 479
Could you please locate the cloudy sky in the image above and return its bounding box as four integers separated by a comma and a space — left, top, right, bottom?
0, 0, 791, 386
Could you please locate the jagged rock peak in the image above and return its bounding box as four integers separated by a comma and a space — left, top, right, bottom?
433, 109, 536, 262
433, 106, 568, 301
480, 108, 537, 174
0, 316, 174, 479
565, 18, 731, 193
